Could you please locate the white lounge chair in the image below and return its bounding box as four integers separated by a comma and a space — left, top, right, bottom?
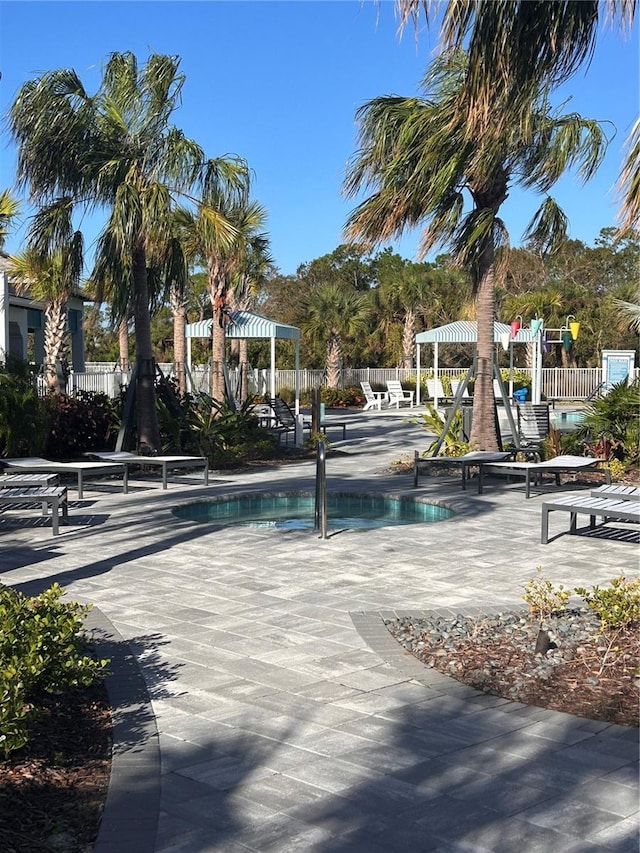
476, 454, 611, 498
450, 379, 470, 399
591, 484, 640, 501
425, 378, 452, 406
541, 495, 640, 544
1, 457, 127, 499
386, 380, 414, 409
85, 451, 209, 489
360, 381, 387, 411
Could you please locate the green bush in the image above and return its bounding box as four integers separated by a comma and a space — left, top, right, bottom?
43, 391, 121, 459
575, 575, 640, 633
186, 394, 279, 466
411, 403, 470, 457
578, 379, 640, 464
0, 357, 49, 457
0, 583, 108, 757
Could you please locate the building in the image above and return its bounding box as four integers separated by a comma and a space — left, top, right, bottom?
0, 251, 86, 372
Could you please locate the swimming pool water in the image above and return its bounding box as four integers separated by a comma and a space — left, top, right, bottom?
173, 492, 454, 530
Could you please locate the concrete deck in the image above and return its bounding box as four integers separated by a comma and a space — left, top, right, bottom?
1, 410, 638, 853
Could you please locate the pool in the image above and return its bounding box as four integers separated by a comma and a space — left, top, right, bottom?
551, 410, 586, 431
173, 492, 454, 530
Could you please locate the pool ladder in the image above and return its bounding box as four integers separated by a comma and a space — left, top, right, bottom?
314, 440, 328, 539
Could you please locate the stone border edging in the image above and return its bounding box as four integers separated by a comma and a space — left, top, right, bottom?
87, 608, 160, 853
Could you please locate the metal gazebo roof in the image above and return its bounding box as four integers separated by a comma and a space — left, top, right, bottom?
185, 311, 300, 341
416, 320, 533, 344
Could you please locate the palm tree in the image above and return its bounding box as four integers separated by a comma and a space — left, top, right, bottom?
0, 190, 20, 251
229, 233, 275, 402
302, 284, 369, 388
344, 48, 607, 449
9, 243, 83, 394
9, 51, 208, 452
174, 158, 253, 402
394, 1, 637, 227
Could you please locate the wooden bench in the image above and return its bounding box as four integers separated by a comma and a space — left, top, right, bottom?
541, 495, 640, 544
0, 486, 69, 535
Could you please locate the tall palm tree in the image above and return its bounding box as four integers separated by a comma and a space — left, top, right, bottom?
174, 158, 253, 402
9, 51, 208, 452
394, 1, 637, 227
302, 284, 369, 388
229, 233, 275, 402
9, 243, 83, 394
345, 48, 607, 449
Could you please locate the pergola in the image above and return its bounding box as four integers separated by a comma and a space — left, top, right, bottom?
185, 310, 301, 412
415, 320, 533, 406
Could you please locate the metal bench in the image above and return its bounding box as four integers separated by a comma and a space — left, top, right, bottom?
413, 450, 513, 489
0, 473, 59, 488
590, 484, 640, 501
0, 486, 69, 535
477, 455, 611, 498
541, 495, 640, 544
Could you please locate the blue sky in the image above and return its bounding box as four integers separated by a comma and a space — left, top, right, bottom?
0, 1, 638, 276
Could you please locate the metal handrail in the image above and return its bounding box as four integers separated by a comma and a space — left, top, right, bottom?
314, 440, 328, 539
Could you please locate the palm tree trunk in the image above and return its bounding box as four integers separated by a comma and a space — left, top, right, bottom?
118, 320, 130, 372
470, 252, 500, 451
133, 244, 162, 453
208, 260, 227, 404
44, 299, 69, 395
402, 308, 416, 369
239, 338, 249, 402
326, 335, 342, 388
170, 283, 187, 397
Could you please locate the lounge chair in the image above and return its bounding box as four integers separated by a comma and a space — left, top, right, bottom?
386, 380, 414, 409
450, 380, 470, 400
360, 381, 387, 411
590, 484, 640, 501
0, 486, 68, 535
84, 451, 209, 489
263, 396, 310, 443
1, 457, 127, 499
516, 402, 550, 460
541, 494, 640, 544
413, 449, 514, 489
426, 378, 446, 402
476, 454, 611, 498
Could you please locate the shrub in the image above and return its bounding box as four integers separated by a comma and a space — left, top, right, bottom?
0, 357, 49, 457
523, 569, 570, 624
575, 575, 640, 633
410, 403, 470, 457
43, 391, 121, 459
578, 379, 640, 464
0, 583, 108, 757
186, 394, 279, 466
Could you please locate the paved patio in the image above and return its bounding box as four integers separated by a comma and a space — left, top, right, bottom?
1, 410, 638, 853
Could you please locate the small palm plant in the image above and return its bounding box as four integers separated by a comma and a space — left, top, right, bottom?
410, 403, 470, 457
579, 380, 640, 465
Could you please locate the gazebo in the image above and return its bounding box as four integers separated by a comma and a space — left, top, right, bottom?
185, 310, 301, 412
415, 320, 533, 406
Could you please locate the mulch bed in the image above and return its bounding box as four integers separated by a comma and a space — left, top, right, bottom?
0, 682, 111, 853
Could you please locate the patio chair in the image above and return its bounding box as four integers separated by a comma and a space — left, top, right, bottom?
413, 449, 514, 489
84, 451, 209, 489
426, 378, 449, 404
386, 380, 415, 409
450, 380, 470, 400
541, 494, 640, 544
264, 396, 311, 444
476, 454, 611, 498
360, 381, 387, 411
516, 402, 551, 460
0, 457, 127, 499
0, 485, 68, 535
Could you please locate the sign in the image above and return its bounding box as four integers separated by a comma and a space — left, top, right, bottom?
602, 350, 636, 389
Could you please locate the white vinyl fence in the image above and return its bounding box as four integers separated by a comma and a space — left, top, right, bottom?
65, 363, 638, 402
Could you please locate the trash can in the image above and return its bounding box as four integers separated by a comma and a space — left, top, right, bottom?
513, 388, 528, 403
